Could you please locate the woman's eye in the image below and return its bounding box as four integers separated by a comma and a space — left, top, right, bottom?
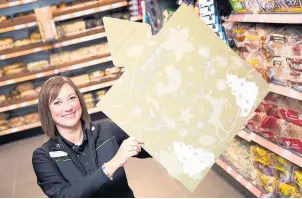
54, 101, 61, 105
70, 96, 76, 100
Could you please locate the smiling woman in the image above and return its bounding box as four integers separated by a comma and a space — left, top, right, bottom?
32, 76, 151, 198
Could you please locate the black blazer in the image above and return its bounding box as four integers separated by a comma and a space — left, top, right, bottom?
32, 119, 151, 198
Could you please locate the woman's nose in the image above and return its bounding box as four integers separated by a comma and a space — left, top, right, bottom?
63, 102, 73, 112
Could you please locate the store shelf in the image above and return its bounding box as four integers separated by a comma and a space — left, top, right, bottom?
0, 0, 37, 9
88, 106, 102, 114
269, 84, 302, 101
0, 76, 118, 113
0, 98, 38, 113
216, 158, 263, 197
228, 13, 302, 24
0, 16, 37, 34
0, 106, 103, 136
0, 54, 112, 87
130, 15, 143, 21
53, 0, 128, 22
237, 130, 302, 167
0, 26, 106, 61
79, 78, 117, 93
0, 121, 41, 136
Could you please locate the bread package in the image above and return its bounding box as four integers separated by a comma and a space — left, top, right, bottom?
30, 32, 42, 43
89, 71, 104, 82
27, 60, 50, 72
0, 16, 7, 23
0, 38, 14, 51
16, 82, 35, 93
20, 90, 38, 99
280, 122, 302, 154
8, 116, 25, 128
24, 113, 40, 124
3, 62, 27, 76
70, 74, 90, 86
50, 53, 61, 66
105, 67, 120, 75
58, 51, 71, 63
14, 39, 31, 47
0, 95, 6, 104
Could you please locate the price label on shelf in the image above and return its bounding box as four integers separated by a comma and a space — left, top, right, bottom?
74, 12, 81, 18
282, 150, 292, 159
11, 127, 20, 133
226, 166, 232, 173
9, 104, 17, 110
248, 132, 256, 141
34, 48, 42, 53
36, 73, 45, 78
20, 102, 29, 107
60, 15, 69, 21
85, 10, 93, 15
0, 55, 6, 60
112, 2, 123, 9
54, 69, 60, 74
235, 175, 243, 183
23, 0, 34, 4
6, 79, 15, 85
246, 182, 253, 191
15, 24, 25, 30
100, 5, 110, 11
9, 1, 20, 6
28, 22, 36, 27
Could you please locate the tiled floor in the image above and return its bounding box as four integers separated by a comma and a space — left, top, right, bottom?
0, 135, 243, 198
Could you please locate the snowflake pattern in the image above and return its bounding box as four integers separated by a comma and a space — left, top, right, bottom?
179, 129, 188, 138
162, 27, 195, 61
197, 120, 207, 130
132, 106, 142, 117
217, 79, 228, 91
179, 108, 194, 124
231, 56, 245, 68
198, 46, 211, 58
215, 56, 228, 68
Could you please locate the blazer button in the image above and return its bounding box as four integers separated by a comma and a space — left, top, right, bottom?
56, 144, 60, 148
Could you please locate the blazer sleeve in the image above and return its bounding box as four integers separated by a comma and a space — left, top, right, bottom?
32, 148, 110, 198
109, 121, 152, 159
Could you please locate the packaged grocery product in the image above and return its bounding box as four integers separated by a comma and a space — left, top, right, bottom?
8, 116, 25, 128
280, 122, 302, 154
257, 0, 280, 12
16, 82, 35, 93
256, 170, 278, 195
278, 183, 301, 198
229, 0, 250, 13
24, 113, 40, 124
246, 111, 267, 133
260, 115, 282, 143
250, 145, 271, 166
271, 154, 295, 183
0, 38, 14, 51
27, 60, 50, 72
276, 0, 302, 12
0, 95, 6, 104
293, 167, 302, 192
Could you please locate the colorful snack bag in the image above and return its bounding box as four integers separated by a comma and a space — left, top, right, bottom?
293, 167, 302, 193
280, 122, 302, 154
260, 115, 282, 143
271, 154, 295, 183
250, 145, 271, 166
278, 183, 301, 198
246, 112, 267, 133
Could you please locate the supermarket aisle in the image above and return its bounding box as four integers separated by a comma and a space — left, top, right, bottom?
0, 135, 243, 198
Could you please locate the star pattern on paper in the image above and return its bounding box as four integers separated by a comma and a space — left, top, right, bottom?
179, 108, 194, 124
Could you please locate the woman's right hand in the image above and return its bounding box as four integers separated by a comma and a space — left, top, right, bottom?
113, 137, 144, 167
103, 137, 144, 177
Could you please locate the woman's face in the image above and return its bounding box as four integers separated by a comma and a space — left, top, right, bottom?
49, 83, 82, 129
